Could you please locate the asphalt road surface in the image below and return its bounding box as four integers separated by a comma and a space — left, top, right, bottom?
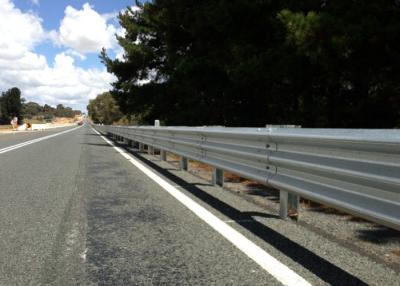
0, 125, 398, 285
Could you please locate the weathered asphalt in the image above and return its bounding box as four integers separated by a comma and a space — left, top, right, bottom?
0, 126, 74, 150
0, 125, 398, 285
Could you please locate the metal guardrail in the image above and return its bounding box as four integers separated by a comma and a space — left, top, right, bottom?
94, 124, 400, 231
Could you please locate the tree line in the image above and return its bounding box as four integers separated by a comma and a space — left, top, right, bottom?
23, 102, 81, 120
87, 92, 123, 124
100, 0, 400, 128
0, 87, 81, 124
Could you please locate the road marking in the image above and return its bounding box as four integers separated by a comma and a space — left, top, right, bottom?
92, 127, 312, 286
0, 125, 82, 154
223, 219, 255, 223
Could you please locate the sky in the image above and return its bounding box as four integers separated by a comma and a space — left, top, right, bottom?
0, 0, 137, 111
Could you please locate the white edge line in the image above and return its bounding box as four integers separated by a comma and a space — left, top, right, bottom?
92, 127, 312, 286
0, 125, 83, 154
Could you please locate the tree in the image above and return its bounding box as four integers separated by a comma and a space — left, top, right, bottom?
22, 102, 42, 118
100, 1, 317, 126
101, 0, 400, 128
277, 0, 400, 127
87, 92, 123, 124
0, 87, 24, 124
21, 101, 80, 121
54, 104, 75, 118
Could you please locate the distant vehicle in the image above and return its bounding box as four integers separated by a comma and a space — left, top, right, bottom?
77, 121, 84, 125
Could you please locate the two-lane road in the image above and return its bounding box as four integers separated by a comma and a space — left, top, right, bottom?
0, 125, 398, 285
0, 125, 284, 285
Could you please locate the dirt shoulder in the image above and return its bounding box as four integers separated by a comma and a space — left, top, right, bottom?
0, 125, 12, 132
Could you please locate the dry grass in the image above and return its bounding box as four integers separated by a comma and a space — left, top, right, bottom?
0, 125, 12, 132
0, 125, 11, 129
392, 250, 400, 257
26, 118, 47, 124
189, 160, 212, 172
23, 115, 83, 125
53, 115, 82, 124
224, 172, 247, 183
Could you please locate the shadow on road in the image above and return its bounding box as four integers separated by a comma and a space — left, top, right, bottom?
119, 145, 368, 286
307, 205, 400, 245
357, 227, 400, 244
82, 133, 102, 136
81, 142, 111, 147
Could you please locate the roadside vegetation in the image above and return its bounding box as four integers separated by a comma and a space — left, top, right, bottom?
22, 102, 81, 123
0, 87, 81, 126
99, 0, 400, 128
87, 92, 139, 125
0, 87, 23, 125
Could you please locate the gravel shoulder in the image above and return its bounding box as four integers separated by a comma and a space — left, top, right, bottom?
180, 156, 400, 270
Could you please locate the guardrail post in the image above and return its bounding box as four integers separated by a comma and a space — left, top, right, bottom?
153, 120, 161, 155
212, 168, 224, 187
180, 157, 188, 171
139, 143, 144, 152
280, 190, 299, 220
161, 150, 167, 161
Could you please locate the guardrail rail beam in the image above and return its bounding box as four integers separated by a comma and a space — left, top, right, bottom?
95, 124, 400, 231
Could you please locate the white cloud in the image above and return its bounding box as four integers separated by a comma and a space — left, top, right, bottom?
31, 0, 39, 6
22, 52, 116, 108
0, 0, 45, 57
65, 49, 87, 61
0, 0, 116, 111
58, 3, 121, 54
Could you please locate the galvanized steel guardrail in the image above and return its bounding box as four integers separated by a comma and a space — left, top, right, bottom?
94, 124, 400, 231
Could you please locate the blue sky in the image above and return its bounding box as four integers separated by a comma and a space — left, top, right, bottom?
0, 0, 139, 111
14, 0, 133, 68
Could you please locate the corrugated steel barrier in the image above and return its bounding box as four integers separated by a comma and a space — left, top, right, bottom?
94, 124, 400, 231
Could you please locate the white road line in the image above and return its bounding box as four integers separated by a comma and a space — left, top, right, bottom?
0, 125, 82, 154
92, 127, 312, 286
